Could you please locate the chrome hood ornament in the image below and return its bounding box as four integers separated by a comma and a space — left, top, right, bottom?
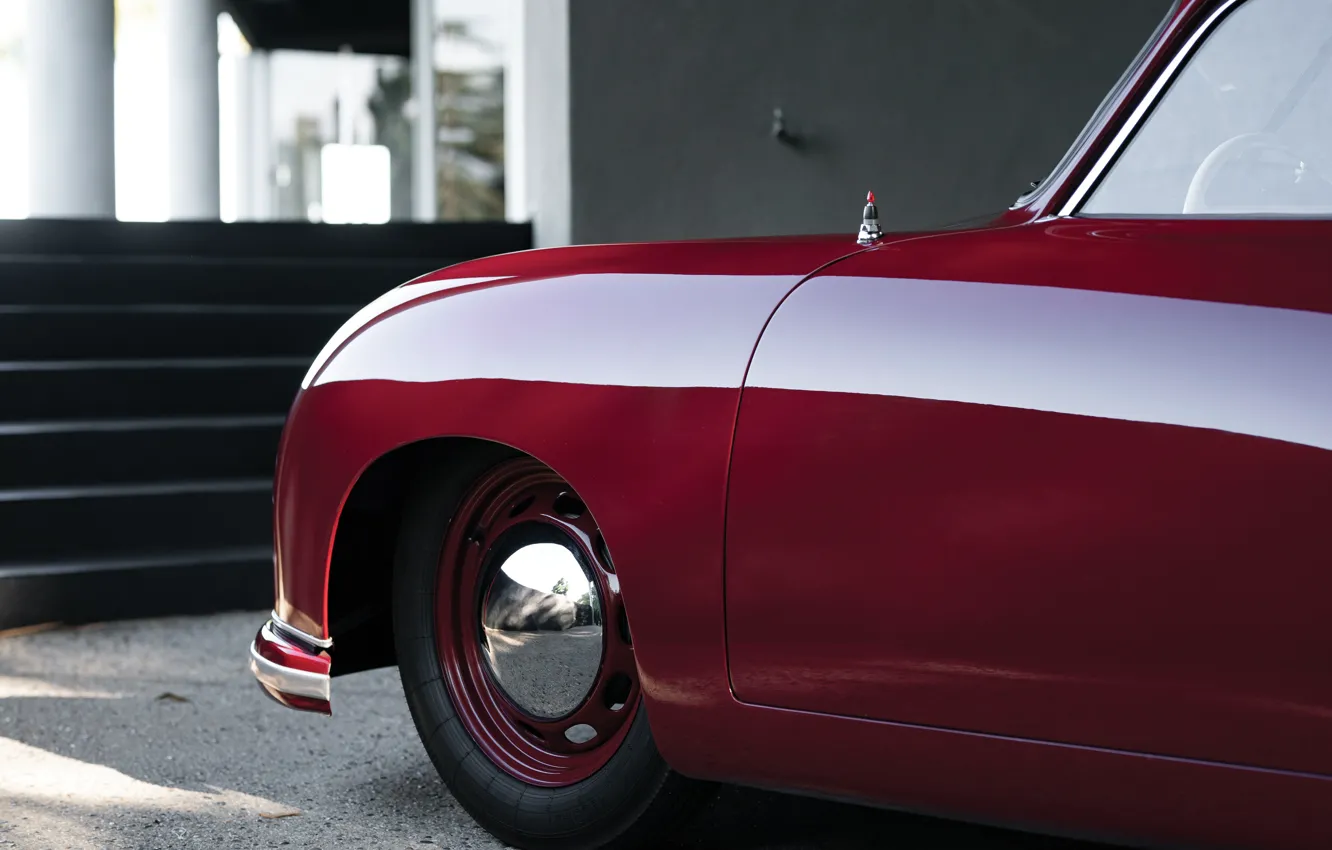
857, 190, 883, 245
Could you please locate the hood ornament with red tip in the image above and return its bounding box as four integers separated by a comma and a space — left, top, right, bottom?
856, 190, 883, 245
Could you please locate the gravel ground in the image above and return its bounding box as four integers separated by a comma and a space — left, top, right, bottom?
0, 611, 1109, 850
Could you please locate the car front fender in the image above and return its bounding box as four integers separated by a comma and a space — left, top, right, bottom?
271, 244, 851, 759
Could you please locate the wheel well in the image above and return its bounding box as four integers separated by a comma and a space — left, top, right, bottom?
326, 436, 505, 677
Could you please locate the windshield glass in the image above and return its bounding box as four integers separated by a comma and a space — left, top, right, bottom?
1083, 0, 1332, 214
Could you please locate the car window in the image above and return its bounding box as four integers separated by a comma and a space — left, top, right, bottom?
1082, 0, 1332, 216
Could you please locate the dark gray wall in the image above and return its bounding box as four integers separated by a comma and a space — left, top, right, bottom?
569, 0, 1171, 242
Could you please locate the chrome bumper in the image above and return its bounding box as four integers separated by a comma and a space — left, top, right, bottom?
248, 613, 333, 715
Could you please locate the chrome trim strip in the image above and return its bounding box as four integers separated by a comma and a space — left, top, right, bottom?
1057, 0, 1245, 217
249, 639, 331, 702
270, 609, 333, 649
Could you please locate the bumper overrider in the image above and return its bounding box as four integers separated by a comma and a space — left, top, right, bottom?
248, 614, 333, 715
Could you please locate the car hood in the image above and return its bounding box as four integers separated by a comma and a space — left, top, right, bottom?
400, 233, 905, 290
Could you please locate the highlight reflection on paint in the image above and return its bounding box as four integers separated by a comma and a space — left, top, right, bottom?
748, 276, 1332, 451
313, 273, 800, 389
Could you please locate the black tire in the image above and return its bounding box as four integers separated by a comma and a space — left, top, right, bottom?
392, 445, 713, 850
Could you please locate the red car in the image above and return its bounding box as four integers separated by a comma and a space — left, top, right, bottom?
249, 0, 1332, 847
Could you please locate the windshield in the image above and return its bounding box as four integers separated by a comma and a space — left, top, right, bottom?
1083, 0, 1332, 215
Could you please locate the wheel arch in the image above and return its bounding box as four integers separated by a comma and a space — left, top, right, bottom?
325, 435, 508, 676
325, 434, 626, 678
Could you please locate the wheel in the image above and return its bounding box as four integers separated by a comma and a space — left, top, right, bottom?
393, 447, 712, 850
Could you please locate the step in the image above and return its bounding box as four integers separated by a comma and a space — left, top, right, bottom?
0, 308, 349, 360
0, 360, 306, 421
0, 255, 425, 305
0, 419, 283, 488
0, 481, 272, 562
0, 547, 272, 630
0, 218, 531, 260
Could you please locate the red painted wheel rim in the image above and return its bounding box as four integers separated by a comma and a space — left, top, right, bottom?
435, 458, 640, 787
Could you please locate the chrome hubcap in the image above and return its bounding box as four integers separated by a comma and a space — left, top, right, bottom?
479, 528, 604, 720
437, 457, 640, 785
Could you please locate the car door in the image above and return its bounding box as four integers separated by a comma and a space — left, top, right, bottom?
724, 0, 1332, 776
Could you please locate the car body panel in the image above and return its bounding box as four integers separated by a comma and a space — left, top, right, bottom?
724, 218, 1332, 778
674, 692, 1332, 850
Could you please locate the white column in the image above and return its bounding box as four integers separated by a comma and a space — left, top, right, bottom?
26, 0, 116, 218
218, 16, 242, 222
523, 0, 570, 246
165, 0, 221, 220
411, 0, 437, 221
245, 50, 273, 221
502, 0, 528, 224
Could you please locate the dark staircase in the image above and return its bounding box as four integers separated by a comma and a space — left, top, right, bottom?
0, 219, 530, 629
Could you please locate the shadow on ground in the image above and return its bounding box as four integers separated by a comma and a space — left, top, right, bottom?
671, 785, 1103, 849
355, 748, 1109, 850
0, 612, 1112, 850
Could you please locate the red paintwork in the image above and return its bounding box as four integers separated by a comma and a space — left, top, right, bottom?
725, 216, 1332, 778
261, 0, 1332, 846
403, 234, 876, 285
728, 392, 1332, 771
862, 217, 1332, 313
436, 458, 641, 786
275, 235, 874, 634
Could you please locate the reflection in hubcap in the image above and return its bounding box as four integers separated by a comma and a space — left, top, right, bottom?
480, 538, 604, 719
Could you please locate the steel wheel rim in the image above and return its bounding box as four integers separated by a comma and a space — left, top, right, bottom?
436, 458, 640, 787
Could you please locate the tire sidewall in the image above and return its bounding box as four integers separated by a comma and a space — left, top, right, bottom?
391, 447, 673, 850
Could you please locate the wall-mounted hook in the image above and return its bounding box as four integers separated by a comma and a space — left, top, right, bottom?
771, 108, 799, 146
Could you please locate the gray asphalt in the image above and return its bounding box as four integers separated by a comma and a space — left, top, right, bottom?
0, 611, 1109, 850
